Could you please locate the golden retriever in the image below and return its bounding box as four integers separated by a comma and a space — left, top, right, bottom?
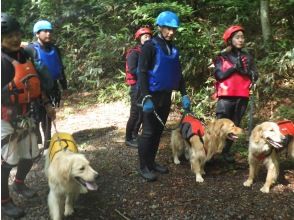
171, 116, 243, 182
45, 133, 98, 220
243, 121, 294, 193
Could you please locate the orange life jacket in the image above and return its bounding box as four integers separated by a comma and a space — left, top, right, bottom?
3, 53, 41, 104
215, 56, 251, 97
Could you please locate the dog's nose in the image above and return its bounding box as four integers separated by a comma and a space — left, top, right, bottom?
95, 172, 99, 180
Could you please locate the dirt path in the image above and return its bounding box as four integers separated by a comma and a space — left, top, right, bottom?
2, 95, 294, 220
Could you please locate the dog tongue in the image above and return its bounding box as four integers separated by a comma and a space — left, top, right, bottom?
86, 182, 98, 191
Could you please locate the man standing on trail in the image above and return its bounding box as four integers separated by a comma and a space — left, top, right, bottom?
125, 27, 152, 148
26, 20, 67, 150
213, 25, 258, 163
137, 11, 191, 181
1, 13, 56, 218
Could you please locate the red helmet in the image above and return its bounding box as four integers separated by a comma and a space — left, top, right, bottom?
134, 27, 152, 40
223, 25, 244, 44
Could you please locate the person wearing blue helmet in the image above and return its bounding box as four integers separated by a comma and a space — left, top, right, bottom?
25, 20, 67, 150
137, 11, 191, 181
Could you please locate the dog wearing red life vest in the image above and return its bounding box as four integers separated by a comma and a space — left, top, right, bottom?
171, 114, 243, 182
243, 120, 294, 193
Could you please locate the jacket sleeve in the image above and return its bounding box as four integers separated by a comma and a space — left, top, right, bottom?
214, 56, 236, 81
137, 42, 155, 97
127, 50, 139, 75
55, 46, 67, 90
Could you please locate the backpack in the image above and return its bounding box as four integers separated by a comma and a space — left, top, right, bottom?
2, 53, 41, 104
125, 46, 141, 86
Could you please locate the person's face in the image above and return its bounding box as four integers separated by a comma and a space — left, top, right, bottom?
140, 34, 151, 45
1, 30, 22, 52
36, 29, 52, 44
231, 31, 245, 48
159, 26, 177, 41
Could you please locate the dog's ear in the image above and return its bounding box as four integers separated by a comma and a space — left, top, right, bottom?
59, 157, 72, 182
251, 125, 263, 143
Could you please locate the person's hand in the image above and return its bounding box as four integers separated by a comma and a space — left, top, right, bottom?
143, 98, 154, 113
45, 104, 56, 120
182, 95, 191, 111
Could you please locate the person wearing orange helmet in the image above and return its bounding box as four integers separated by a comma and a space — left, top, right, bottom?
213, 25, 258, 163
125, 27, 152, 148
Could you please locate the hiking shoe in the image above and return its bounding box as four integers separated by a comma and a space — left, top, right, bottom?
125, 139, 138, 148
222, 152, 235, 163
139, 167, 157, 182
1, 199, 25, 218
12, 182, 37, 199
152, 163, 169, 174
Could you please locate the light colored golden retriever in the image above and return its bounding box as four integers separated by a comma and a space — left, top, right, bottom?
171, 116, 243, 182
45, 133, 98, 220
243, 121, 294, 193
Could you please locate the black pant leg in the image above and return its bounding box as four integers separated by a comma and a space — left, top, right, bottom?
216, 98, 237, 153
1, 162, 13, 199
15, 159, 33, 181
150, 93, 171, 164
125, 86, 141, 140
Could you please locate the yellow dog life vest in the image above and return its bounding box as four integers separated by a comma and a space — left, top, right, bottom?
48, 132, 78, 162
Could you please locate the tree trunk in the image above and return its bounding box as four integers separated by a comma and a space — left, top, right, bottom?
260, 0, 271, 47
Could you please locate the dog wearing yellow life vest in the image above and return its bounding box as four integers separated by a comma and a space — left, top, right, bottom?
45, 132, 98, 220
171, 114, 243, 183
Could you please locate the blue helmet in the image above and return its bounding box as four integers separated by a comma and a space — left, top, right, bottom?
33, 20, 52, 34
155, 11, 180, 28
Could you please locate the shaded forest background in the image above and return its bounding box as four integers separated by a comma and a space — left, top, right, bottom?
2, 0, 294, 123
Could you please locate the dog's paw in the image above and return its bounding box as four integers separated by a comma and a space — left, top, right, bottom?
243, 179, 253, 187
196, 175, 204, 183
173, 157, 181, 164
64, 206, 74, 216
260, 186, 270, 193
201, 169, 206, 175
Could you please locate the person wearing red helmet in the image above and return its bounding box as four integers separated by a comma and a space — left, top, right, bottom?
125, 27, 152, 148
213, 25, 258, 163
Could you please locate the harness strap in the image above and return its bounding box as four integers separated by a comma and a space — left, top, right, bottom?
49, 139, 77, 161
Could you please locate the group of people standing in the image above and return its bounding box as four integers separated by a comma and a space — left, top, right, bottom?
124, 11, 258, 181
1, 13, 67, 218
1, 10, 258, 218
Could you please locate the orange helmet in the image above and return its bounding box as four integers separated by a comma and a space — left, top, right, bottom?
223, 25, 244, 44
134, 27, 152, 40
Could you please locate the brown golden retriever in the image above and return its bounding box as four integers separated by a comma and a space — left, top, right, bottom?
45, 133, 98, 220
171, 116, 243, 182
243, 121, 294, 193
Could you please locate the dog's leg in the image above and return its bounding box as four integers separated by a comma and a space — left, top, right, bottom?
190, 149, 204, 183
288, 138, 294, 158
260, 155, 279, 193
64, 193, 77, 217
48, 189, 64, 220
200, 160, 206, 175
171, 129, 183, 164
243, 157, 259, 187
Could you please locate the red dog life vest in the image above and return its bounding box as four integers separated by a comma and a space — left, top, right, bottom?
215, 56, 251, 97
180, 115, 205, 140
125, 46, 141, 86
277, 120, 294, 136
